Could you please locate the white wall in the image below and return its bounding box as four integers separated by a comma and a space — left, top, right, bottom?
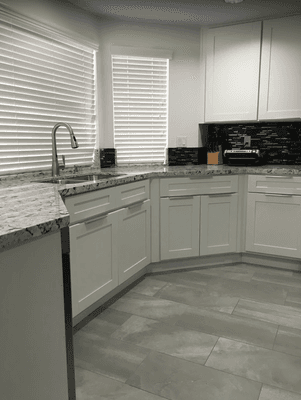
0, 0, 202, 149
97, 18, 202, 148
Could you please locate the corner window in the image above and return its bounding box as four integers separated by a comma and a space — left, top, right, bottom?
112, 55, 169, 165
0, 9, 97, 174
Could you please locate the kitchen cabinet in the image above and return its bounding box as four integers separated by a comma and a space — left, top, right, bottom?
160, 196, 200, 260
160, 176, 238, 260
118, 199, 150, 284
205, 21, 262, 122
258, 15, 301, 120
70, 211, 119, 316
65, 179, 150, 318
200, 193, 238, 255
246, 175, 301, 258
204, 15, 301, 122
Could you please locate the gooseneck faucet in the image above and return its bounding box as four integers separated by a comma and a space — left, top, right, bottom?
52, 122, 78, 177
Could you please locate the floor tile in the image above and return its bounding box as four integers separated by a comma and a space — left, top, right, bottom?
175, 306, 277, 349
75, 367, 166, 400
234, 299, 301, 329
208, 278, 287, 305
273, 326, 301, 357
111, 314, 218, 364
286, 287, 301, 305
130, 277, 167, 296
79, 308, 132, 338
126, 351, 262, 400
259, 385, 301, 400
205, 337, 301, 393
194, 264, 255, 282
152, 270, 211, 290
252, 271, 301, 288
155, 282, 239, 313
110, 291, 189, 324
74, 329, 150, 382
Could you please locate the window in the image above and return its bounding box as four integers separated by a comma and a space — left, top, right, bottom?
0, 8, 98, 174
112, 53, 169, 164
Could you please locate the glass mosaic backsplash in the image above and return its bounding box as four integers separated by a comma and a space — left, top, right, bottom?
207, 121, 301, 165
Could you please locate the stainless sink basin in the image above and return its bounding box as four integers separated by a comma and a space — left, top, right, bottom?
33, 173, 124, 184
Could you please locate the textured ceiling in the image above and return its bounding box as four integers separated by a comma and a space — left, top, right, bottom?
66, 0, 301, 26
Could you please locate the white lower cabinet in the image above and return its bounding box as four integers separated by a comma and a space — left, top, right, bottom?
200, 194, 238, 255
117, 200, 150, 284
160, 196, 200, 260
246, 193, 301, 258
70, 211, 119, 316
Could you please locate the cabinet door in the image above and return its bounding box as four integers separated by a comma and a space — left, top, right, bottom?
246, 193, 301, 258
70, 211, 118, 317
259, 15, 301, 120
117, 200, 150, 284
160, 196, 200, 260
200, 194, 238, 255
205, 21, 262, 122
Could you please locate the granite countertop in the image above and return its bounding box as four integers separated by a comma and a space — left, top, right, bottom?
2, 164, 301, 252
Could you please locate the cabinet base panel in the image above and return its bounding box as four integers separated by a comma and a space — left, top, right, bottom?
242, 252, 301, 272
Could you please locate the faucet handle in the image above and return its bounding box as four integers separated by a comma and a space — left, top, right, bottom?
58, 155, 65, 169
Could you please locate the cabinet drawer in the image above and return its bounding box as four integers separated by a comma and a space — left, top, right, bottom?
65, 186, 118, 224
160, 175, 238, 197
115, 180, 149, 208
248, 175, 301, 194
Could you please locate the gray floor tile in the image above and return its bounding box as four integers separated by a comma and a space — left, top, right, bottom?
110, 291, 189, 324
80, 308, 132, 338
152, 270, 212, 290
205, 337, 301, 393
126, 351, 262, 400
273, 326, 301, 357
75, 367, 166, 400
155, 282, 239, 313
252, 271, 301, 288
111, 314, 218, 364
74, 329, 150, 382
208, 278, 287, 305
259, 385, 301, 400
234, 299, 301, 329
194, 264, 255, 282
130, 277, 167, 296
175, 306, 278, 349
286, 287, 301, 305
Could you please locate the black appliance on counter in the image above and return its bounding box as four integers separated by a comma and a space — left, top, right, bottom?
224, 149, 266, 166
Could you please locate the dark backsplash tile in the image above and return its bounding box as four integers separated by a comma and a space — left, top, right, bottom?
207, 122, 301, 165
100, 148, 116, 168
168, 147, 207, 165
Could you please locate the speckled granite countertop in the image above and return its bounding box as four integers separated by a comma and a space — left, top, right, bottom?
2, 164, 301, 252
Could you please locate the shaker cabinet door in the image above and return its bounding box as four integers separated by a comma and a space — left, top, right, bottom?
200, 193, 238, 255
160, 196, 200, 260
258, 15, 301, 120
246, 193, 301, 258
70, 211, 119, 317
205, 21, 262, 122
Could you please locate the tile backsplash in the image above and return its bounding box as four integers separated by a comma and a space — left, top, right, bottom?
207, 121, 301, 164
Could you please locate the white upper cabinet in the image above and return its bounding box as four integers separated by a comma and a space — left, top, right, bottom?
204, 15, 301, 123
258, 15, 301, 120
205, 21, 262, 122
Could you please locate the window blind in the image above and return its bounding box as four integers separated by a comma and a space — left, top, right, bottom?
0, 17, 97, 174
112, 55, 168, 164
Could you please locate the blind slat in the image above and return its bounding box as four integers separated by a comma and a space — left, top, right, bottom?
0, 18, 96, 174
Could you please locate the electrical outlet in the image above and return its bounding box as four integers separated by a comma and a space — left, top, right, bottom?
176, 136, 187, 147
243, 135, 251, 147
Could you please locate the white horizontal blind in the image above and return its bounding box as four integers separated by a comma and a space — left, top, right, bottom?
112, 55, 168, 164
0, 19, 97, 174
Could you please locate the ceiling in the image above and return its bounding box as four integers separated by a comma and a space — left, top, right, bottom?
66, 0, 301, 27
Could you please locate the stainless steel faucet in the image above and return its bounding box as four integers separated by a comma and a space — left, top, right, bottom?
51, 122, 78, 177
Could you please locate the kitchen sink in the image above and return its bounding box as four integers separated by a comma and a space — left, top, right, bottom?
33, 173, 124, 185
